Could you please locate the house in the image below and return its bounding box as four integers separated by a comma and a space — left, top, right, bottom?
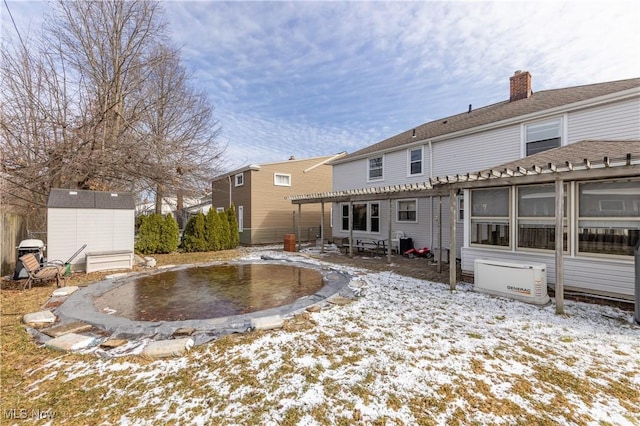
290, 71, 639, 302
47, 189, 135, 272
211, 153, 346, 245
136, 193, 212, 228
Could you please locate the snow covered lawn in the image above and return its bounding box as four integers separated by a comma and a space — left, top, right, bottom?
23, 250, 640, 424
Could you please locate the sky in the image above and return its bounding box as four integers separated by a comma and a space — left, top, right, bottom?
2, 1, 640, 172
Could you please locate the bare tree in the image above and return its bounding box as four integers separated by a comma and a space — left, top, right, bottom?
133, 45, 224, 218
1, 0, 225, 226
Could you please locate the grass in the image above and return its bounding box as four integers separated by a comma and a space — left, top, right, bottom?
1, 247, 639, 425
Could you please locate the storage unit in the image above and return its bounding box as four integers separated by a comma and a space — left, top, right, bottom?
474, 259, 549, 305
47, 189, 135, 272
85, 250, 134, 274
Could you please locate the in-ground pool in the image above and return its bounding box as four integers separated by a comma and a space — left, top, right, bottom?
94, 263, 325, 321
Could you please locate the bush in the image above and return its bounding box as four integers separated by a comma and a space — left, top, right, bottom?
158, 214, 180, 253
226, 204, 240, 248
204, 208, 222, 251
218, 210, 231, 250
181, 212, 207, 252
135, 213, 163, 254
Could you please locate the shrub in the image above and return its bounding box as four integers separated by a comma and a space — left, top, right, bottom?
204, 208, 222, 251
226, 204, 240, 248
181, 212, 207, 252
218, 210, 231, 250
158, 214, 180, 253
135, 213, 163, 254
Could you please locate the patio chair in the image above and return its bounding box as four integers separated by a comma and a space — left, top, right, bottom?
18, 253, 66, 290
391, 231, 405, 254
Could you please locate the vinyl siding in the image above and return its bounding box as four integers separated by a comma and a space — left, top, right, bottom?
567, 98, 640, 143
333, 158, 374, 190
461, 247, 634, 300
47, 208, 134, 269
432, 126, 521, 176
256, 160, 333, 244
213, 156, 336, 245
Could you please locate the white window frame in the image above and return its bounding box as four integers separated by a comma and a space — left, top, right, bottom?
457, 195, 464, 223
408, 147, 424, 176
367, 155, 384, 182
516, 183, 568, 253
396, 199, 418, 223
523, 117, 562, 156
274, 173, 291, 187
577, 179, 640, 258
341, 202, 380, 233
234, 173, 244, 187
237, 205, 243, 232
470, 187, 511, 248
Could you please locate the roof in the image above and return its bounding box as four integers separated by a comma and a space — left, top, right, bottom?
335, 77, 640, 163
48, 189, 135, 209
289, 140, 640, 204
482, 140, 640, 174
212, 152, 347, 181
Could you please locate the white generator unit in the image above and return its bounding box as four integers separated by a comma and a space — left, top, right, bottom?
474, 259, 549, 305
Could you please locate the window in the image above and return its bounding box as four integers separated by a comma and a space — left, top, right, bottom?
409, 148, 423, 175
368, 156, 383, 181
341, 202, 380, 232
341, 205, 350, 231
578, 180, 640, 256
216, 207, 224, 213
274, 173, 291, 186
234, 173, 244, 186
370, 203, 380, 232
470, 188, 510, 247
525, 118, 561, 156
517, 184, 567, 251
397, 199, 417, 222
457, 195, 464, 223
237, 205, 244, 232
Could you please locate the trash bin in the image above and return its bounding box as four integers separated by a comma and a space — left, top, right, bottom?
13, 239, 45, 280
284, 234, 297, 252
399, 238, 413, 254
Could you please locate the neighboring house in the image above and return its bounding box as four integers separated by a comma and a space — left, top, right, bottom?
211, 153, 346, 245
136, 193, 212, 228
291, 71, 639, 301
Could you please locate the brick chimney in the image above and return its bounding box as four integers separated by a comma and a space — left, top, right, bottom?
509, 70, 532, 101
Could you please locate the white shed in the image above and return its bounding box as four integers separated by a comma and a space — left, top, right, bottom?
47, 189, 135, 273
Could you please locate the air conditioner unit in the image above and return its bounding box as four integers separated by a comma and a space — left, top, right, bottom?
474, 259, 549, 305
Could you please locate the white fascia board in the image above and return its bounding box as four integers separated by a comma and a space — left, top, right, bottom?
331, 87, 640, 166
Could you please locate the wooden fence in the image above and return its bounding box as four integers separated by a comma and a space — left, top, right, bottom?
1, 212, 27, 276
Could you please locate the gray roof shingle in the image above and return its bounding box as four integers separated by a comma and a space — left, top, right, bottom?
483, 140, 640, 173
341, 77, 640, 161
48, 189, 135, 209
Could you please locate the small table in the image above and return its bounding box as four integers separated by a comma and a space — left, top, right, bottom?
355, 239, 387, 256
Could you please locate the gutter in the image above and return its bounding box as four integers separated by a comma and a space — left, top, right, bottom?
330, 86, 640, 166
304, 151, 347, 173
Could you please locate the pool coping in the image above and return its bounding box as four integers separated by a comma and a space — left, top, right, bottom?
50, 255, 355, 346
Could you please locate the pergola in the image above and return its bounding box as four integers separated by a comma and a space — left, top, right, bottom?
289, 141, 640, 314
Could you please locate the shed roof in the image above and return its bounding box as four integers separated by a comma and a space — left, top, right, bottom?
48, 189, 135, 209
335, 77, 640, 163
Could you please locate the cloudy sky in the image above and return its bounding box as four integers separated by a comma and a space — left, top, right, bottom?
3, 1, 640, 171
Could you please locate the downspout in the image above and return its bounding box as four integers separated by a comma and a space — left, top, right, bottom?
428, 140, 434, 251
228, 176, 232, 208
